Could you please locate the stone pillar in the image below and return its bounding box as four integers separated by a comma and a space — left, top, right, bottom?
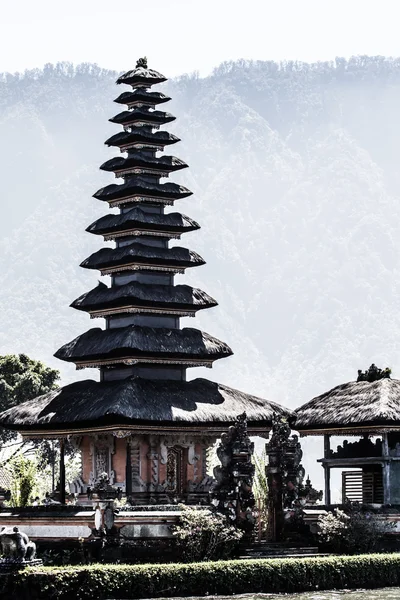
324, 434, 331, 505
147, 436, 160, 497
125, 439, 132, 497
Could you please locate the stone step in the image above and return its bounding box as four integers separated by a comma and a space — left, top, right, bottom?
238, 552, 327, 560
242, 546, 319, 556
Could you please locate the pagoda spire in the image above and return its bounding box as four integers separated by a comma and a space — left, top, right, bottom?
57, 60, 232, 382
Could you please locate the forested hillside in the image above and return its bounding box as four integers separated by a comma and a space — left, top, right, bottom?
1, 57, 400, 469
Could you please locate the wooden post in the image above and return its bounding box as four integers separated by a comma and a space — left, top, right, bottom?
51, 440, 55, 492
257, 498, 262, 542
59, 438, 66, 505
125, 439, 132, 497
382, 432, 389, 457
382, 433, 390, 504
324, 435, 331, 505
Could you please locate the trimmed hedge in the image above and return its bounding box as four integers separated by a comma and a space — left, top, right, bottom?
2, 554, 400, 600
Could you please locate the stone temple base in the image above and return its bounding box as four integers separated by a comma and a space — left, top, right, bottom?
0, 558, 43, 572
0, 505, 185, 542
0, 505, 202, 564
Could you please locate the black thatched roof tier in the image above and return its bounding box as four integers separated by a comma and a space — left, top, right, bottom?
80, 242, 205, 274
86, 208, 199, 239
93, 178, 192, 205
54, 326, 233, 365
100, 153, 187, 177
71, 281, 217, 314
105, 129, 180, 151
295, 378, 400, 434
0, 376, 294, 433
114, 89, 171, 107
109, 109, 175, 128
117, 66, 167, 87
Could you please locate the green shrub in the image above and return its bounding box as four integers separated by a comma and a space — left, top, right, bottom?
3, 554, 400, 599
317, 506, 395, 553
171, 505, 242, 561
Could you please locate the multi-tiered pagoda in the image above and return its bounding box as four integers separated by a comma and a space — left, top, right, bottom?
0, 59, 292, 504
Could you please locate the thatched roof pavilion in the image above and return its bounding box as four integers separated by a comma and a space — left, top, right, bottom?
295, 364, 396, 436
295, 365, 400, 506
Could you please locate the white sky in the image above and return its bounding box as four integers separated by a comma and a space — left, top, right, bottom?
0, 0, 399, 76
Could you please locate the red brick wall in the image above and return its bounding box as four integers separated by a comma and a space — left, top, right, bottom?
81, 435, 92, 483
79, 435, 209, 489
113, 437, 127, 484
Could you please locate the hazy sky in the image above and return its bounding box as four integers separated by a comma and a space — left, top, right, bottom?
1, 0, 399, 76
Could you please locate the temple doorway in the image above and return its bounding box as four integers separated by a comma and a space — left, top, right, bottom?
165, 446, 186, 496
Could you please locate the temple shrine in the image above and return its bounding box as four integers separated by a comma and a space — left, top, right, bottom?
295, 364, 400, 506
0, 59, 292, 506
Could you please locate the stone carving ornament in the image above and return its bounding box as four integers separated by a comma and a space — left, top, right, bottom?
89, 435, 115, 485
87, 472, 122, 501
265, 414, 322, 541
210, 413, 255, 531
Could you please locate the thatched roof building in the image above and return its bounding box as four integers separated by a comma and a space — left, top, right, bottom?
295, 365, 400, 507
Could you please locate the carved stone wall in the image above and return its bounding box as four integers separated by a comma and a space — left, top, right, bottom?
77, 431, 217, 503
88, 434, 116, 486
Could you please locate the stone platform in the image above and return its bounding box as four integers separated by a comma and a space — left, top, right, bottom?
0, 558, 43, 572
0, 505, 185, 542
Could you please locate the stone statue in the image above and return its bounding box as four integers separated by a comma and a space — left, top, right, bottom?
0, 527, 36, 561
210, 413, 255, 532
265, 414, 322, 541
87, 472, 122, 501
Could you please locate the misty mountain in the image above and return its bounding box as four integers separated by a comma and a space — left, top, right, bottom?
1, 57, 400, 489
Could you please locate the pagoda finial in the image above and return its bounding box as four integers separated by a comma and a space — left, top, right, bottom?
136, 57, 148, 69
357, 364, 391, 382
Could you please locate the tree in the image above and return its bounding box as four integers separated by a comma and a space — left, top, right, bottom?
0, 354, 60, 444
8, 453, 37, 507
